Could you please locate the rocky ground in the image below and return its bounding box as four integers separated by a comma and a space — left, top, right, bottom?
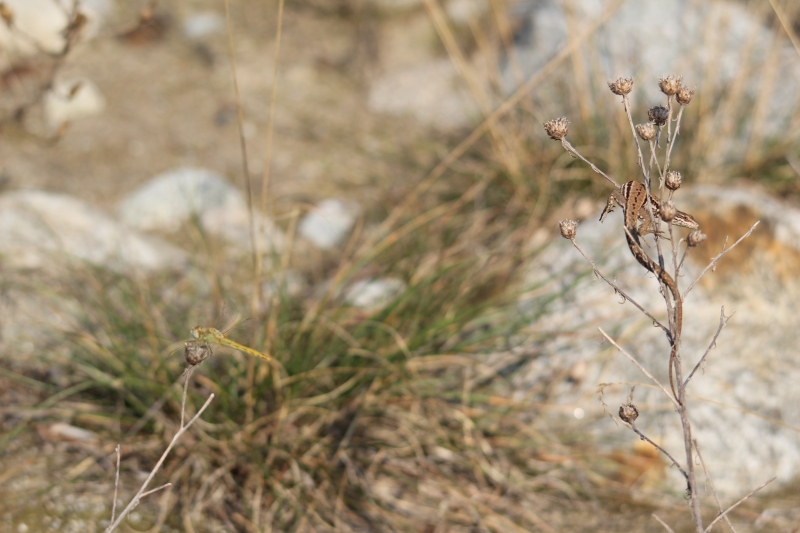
3, 0, 800, 531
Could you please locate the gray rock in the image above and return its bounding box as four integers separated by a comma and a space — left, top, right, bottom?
183, 11, 224, 40
345, 278, 406, 310
0, 189, 186, 272
507, 0, 799, 159
298, 199, 359, 250
0, 0, 110, 58
119, 167, 242, 232
43, 78, 106, 132
518, 184, 800, 497
118, 167, 284, 255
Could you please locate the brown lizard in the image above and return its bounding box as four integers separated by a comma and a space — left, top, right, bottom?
600, 181, 697, 403
600, 181, 699, 234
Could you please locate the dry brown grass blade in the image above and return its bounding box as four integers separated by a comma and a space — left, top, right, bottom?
352, 0, 625, 263
768, 0, 800, 57
423, 0, 520, 176
255, 0, 287, 307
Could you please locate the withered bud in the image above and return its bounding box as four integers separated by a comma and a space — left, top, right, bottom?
619, 403, 639, 423
559, 219, 578, 240
665, 170, 683, 190
687, 229, 707, 247
648, 105, 669, 126
658, 75, 683, 96
676, 86, 695, 105
0, 3, 12, 27
543, 117, 570, 140
660, 201, 677, 223
607, 77, 634, 96
635, 123, 656, 141
185, 341, 212, 366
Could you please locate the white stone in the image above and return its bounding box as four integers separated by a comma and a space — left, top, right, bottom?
0, 190, 186, 272
0, 0, 110, 58
183, 11, 224, 40
345, 278, 406, 310
507, 0, 800, 157
118, 167, 284, 255
119, 167, 240, 233
43, 78, 106, 131
298, 199, 359, 249
48, 423, 98, 442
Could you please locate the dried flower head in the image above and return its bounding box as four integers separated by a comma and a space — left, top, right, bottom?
660, 201, 677, 223
648, 105, 669, 126
608, 77, 634, 96
619, 403, 639, 423
658, 75, 683, 96
543, 117, 569, 140
665, 170, 683, 191
676, 86, 695, 105
185, 341, 212, 366
559, 219, 578, 240
635, 123, 656, 141
687, 229, 707, 247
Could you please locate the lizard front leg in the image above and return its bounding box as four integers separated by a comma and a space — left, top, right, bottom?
599, 190, 622, 223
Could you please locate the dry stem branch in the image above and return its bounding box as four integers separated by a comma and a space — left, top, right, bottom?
560, 139, 620, 188
683, 222, 760, 299
628, 421, 687, 481
684, 307, 733, 388
569, 238, 669, 334
653, 513, 677, 533
598, 328, 679, 408
104, 368, 215, 533
695, 440, 738, 533
702, 477, 775, 533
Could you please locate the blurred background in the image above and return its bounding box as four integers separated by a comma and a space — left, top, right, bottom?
1, 0, 800, 531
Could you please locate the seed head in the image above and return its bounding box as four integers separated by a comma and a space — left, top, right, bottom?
608, 77, 634, 96
665, 170, 683, 191
619, 403, 639, 423
184, 341, 212, 366
559, 219, 578, 240
648, 105, 669, 126
543, 117, 569, 140
660, 201, 677, 223
687, 229, 707, 247
635, 123, 656, 141
676, 86, 695, 105
658, 75, 683, 96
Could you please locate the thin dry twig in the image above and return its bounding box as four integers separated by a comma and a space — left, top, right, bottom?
570, 239, 669, 334
560, 139, 620, 188
622, 93, 647, 180
222, 0, 258, 275
140, 483, 172, 499
652, 514, 677, 533
355, 0, 627, 262
598, 328, 680, 408
684, 222, 760, 298
684, 307, 733, 388
104, 370, 215, 533
695, 440, 738, 533
628, 421, 687, 481
110, 444, 120, 524
702, 477, 776, 533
